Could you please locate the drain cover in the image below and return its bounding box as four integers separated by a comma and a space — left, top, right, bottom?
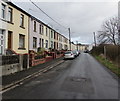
61, 77, 94, 94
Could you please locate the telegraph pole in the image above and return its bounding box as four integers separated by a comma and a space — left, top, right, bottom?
93, 32, 96, 47
68, 28, 71, 50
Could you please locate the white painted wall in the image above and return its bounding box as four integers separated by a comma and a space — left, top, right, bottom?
0, 0, 8, 55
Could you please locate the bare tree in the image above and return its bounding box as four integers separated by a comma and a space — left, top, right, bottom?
97, 17, 118, 45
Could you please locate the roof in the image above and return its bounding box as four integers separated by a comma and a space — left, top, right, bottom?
7, 2, 69, 41
7, 2, 30, 16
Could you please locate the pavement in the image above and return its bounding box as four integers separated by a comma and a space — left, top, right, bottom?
1, 57, 64, 90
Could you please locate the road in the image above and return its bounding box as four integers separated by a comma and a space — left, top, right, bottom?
2, 53, 119, 99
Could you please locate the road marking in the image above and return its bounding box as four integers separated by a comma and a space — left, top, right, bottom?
0, 84, 19, 94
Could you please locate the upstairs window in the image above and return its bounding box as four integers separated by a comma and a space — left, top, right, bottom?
39, 24, 44, 34
8, 7, 13, 23
1, 4, 6, 19
51, 30, 53, 38
34, 21, 36, 32
42, 25, 44, 34
39, 24, 41, 34
46, 27, 48, 36
20, 14, 24, 27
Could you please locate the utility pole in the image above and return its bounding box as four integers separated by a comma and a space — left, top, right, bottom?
68, 28, 71, 50
93, 32, 97, 47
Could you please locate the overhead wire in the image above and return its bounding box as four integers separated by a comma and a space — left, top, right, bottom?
29, 0, 68, 30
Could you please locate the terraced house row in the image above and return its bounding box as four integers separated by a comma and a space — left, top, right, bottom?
0, 1, 77, 55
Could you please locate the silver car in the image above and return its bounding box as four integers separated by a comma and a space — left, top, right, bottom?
72, 50, 79, 57
64, 51, 75, 59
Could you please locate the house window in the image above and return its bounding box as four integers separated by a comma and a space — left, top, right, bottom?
51, 30, 53, 38
39, 24, 44, 34
46, 27, 48, 36
34, 21, 36, 32
1, 4, 6, 19
39, 38, 41, 47
42, 39, 44, 48
45, 40, 48, 48
0, 30, 4, 54
8, 7, 13, 23
39, 24, 41, 34
42, 25, 44, 34
20, 14, 24, 27
19, 34, 25, 49
51, 41, 53, 49
33, 37, 37, 48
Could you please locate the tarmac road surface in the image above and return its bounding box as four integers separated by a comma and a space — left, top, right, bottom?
2, 53, 119, 99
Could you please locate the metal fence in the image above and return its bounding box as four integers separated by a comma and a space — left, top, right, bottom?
0, 55, 19, 66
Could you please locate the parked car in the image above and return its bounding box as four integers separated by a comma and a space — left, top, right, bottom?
72, 50, 79, 57
78, 50, 81, 55
84, 50, 89, 53
64, 51, 75, 59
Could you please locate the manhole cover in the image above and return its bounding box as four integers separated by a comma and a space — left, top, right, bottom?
61, 77, 94, 94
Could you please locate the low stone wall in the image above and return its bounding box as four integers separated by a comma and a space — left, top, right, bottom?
56, 54, 64, 59
1, 63, 21, 76
29, 52, 64, 67
0, 54, 29, 76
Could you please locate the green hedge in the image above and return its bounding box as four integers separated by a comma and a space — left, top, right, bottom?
91, 44, 120, 63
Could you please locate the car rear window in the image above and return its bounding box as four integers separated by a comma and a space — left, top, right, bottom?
65, 52, 71, 54
72, 51, 76, 53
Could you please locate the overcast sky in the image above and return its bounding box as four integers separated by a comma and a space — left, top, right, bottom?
11, 0, 118, 45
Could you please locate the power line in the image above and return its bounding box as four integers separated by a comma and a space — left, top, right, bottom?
29, 0, 67, 29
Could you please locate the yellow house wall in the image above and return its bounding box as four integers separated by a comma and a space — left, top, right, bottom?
7, 5, 29, 54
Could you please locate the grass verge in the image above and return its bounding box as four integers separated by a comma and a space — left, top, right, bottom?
95, 55, 120, 77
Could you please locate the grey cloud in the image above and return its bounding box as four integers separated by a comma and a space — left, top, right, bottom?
13, 1, 117, 44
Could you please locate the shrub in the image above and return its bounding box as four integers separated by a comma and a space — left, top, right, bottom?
91, 44, 120, 63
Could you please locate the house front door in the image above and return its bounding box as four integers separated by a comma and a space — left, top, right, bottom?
8, 31, 12, 49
